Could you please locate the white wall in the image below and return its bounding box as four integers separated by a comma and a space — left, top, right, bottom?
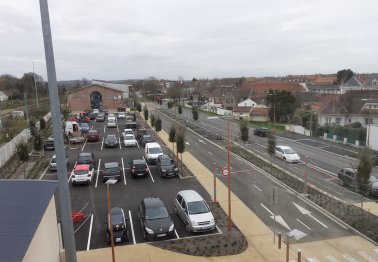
367, 124, 378, 150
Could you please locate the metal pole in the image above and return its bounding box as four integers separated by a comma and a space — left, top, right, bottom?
39, 1, 77, 261
24, 93, 29, 125
107, 184, 116, 262
227, 113, 232, 231
213, 162, 217, 203
32, 61, 39, 108
286, 235, 290, 262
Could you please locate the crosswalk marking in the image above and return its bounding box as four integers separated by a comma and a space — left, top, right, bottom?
325, 255, 340, 262
357, 251, 377, 262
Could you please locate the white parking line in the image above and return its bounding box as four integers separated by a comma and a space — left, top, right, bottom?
174, 229, 180, 239
128, 210, 136, 244
74, 214, 92, 234
121, 157, 126, 186
136, 141, 140, 148
101, 137, 104, 151
143, 156, 155, 183
67, 162, 77, 183
252, 184, 262, 191
39, 162, 51, 180
86, 214, 94, 250
296, 218, 311, 230
208, 151, 213, 155
81, 139, 87, 151
103, 125, 106, 133
95, 159, 101, 188
117, 125, 119, 132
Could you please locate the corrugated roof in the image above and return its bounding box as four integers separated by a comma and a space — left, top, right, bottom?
0, 180, 57, 262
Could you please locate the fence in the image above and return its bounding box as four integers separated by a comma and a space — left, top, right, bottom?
0, 129, 31, 169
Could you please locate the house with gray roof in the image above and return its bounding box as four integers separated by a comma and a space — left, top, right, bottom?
340, 76, 364, 94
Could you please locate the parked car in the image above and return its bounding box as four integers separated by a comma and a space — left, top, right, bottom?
107, 118, 117, 128
118, 112, 126, 119
80, 123, 90, 133
77, 152, 95, 166
174, 190, 215, 232
49, 153, 69, 171
105, 207, 128, 244
101, 162, 121, 182
96, 113, 105, 122
87, 130, 100, 142
104, 135, 119, 148
144, 142, 163, 164
140, 135, 155, 147
275, 145, 300, 163
71, 164, 94, 185
93, 109, 99, 115
43, 137, 55, 150
338, 168, 378, 196
130, 159, 149, 178
79, 116, 90, 123
89, 114, 96, 120
137, 197, 175, 240
122, 128, 134, 138
254, 127, 269, 137
123, 134, 137, 147
156, 154, 179, 177
136, 129, 148, 140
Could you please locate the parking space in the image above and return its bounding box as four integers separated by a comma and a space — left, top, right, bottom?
41, 114, 222, 251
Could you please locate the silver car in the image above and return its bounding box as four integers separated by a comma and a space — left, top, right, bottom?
174, 190, 215, 232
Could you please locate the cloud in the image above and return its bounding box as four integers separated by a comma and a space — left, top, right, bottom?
1, 0, 378, 80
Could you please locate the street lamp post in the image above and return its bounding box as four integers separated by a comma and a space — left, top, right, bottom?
227, 112, 232, 231
106, 179, 118, 262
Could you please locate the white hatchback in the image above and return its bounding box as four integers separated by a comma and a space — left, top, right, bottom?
275, 145, 300, 163
123, 134, 137, 147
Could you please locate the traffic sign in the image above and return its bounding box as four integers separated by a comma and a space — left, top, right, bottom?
221, 167, 229, 177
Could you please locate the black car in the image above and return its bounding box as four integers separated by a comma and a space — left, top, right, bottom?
137, 197, 175, 240
156, 154, 179, 177
43, 137, 55, 150
130, 159, 149, 178
101, 162, 121, 182
338, 168, 378, 196
105, 207, 128, 244
254, 127, 269, 137
140, 135, 155, 147
77, 152, 95, 166
104, 134, 119, 148
136, 129, 148, 140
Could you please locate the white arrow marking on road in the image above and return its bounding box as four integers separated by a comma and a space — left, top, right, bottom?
198, 139, 206, 144
260, 203, 291, 230
270, 215, 291, 230
207, 116, 219, 119
293, 202, 328, 228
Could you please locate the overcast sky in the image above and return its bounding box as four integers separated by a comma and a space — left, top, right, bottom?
1, 0, 377, 81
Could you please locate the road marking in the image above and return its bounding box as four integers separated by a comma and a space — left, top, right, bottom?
307, 258, 320, 262
103, 125, 106, 133
341, 254, 359, 262
260, 203, 274, 216
86, 214, 94, 250
271, 215, 291, 230
198, 139, 206, 144
208, 151, 213, 155
81, 139, 87, 151
101, 137, 104, 151
128, 210, 136, 244
143, 156, 155, 183
324, 256, 340, 262
136, 140, 140, 148
185, 142, 190, 145
252, 184, 262, 191
74, 213, 92, 234
39, 164, 50, 180
119, 137, 121, 149
207, 116, 219, 119
174, 229, 180, 239
293, 202, 328, 228
95, 159, 101, 188
296, 218, 311, 230
117, 125, 119, 132
121, 157, 126, 186
357, 251, 377, 262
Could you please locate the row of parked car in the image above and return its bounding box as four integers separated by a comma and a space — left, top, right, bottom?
106, 189, 216, 244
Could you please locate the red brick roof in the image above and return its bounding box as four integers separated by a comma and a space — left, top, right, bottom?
250, 107, 269, 116
242, 82, 305, 94
233, 106, 253, 113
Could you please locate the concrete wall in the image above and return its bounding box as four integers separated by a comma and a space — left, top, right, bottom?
367, 124, 378, 150
23, 197, 60, 262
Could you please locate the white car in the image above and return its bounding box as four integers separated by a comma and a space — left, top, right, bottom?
71, 164, 94, 185
107, 118, 117, 128
122, 128, 134, 138
275, 145, 300, 163
118, 112, 126, 119
123, 134, 137, 147
174, 190, 215, 232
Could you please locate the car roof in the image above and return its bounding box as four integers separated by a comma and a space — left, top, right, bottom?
104, 162, 119, 168
276, 145, 291, 150
106, 134, 117, 138
145, 142, 160, 148
88, 130, 98, 133
75, 164, 91, 171
178, 190, 204, 202
257, 127, 269, 130
125, 134, 135, 138
124, 128, 133, 132
133, 159, 147, 165
342, 167, 356, 172
79, 152, 92, 157
143, 197, 164, 209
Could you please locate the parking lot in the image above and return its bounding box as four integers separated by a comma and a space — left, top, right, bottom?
42, 114, 222, 251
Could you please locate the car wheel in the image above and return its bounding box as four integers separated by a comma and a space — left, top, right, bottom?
185, 223, 191, 232
283, 157, 286, 162
142, 228, 149, 241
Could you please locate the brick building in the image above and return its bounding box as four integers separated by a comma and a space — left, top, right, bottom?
67, 84, 124, 112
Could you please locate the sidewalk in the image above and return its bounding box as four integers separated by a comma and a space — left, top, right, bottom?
77, 118, 377, 262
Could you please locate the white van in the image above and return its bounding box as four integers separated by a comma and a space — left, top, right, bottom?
144, 142, 163, 164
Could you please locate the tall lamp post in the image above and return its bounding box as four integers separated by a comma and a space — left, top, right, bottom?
106, 179, 118, 262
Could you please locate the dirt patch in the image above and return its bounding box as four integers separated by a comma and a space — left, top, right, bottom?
151, 201, 248, 256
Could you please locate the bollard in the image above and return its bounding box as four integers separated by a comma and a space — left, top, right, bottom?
278, 232, 281, 249
298, 249, 301, 262
286, 235, 290, 262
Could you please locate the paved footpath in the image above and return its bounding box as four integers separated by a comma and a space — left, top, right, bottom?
77, 120, 378, 262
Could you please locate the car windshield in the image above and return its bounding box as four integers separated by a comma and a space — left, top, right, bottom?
81, 124, 89, 128
146, 207, 169, 220
160, 159, 172, 166
125, 136, 135, 140
107, 136, 117, 141
51, 158, 56, 163
105, 167, 119, 173
134, 163, 147, 169
75, 170, 89, 175
88, 131, 97, 135
283, 148, 296, 154
187, 201, 210, 215
79, 156, 92, 161
149, 147, 162, 154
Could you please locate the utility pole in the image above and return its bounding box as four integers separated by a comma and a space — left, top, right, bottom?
32, 61, 39, 108
39, 1, 77, 261
227, 113, 232, 231
24, 93, 30, 125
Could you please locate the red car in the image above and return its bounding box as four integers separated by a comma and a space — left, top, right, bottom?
87, 130, 100, 142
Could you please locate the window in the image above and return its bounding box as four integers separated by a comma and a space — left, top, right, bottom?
365, 118, 373, 125
335, 118, 341, 125
348, 119, 351, 123
325, 117, 331, 125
